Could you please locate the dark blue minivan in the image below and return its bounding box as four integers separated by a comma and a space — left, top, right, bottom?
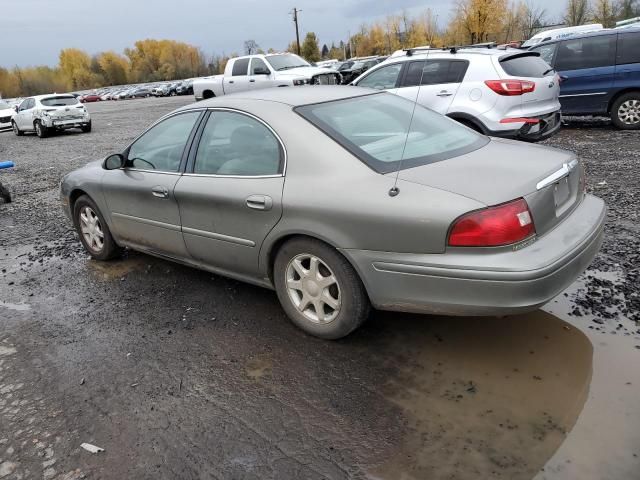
530, 27, 640, 129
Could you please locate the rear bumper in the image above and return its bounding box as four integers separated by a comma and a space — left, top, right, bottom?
342, 194, 605, 316
488, 112, 562, 142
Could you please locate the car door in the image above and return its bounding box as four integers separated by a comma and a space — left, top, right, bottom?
102, 110, 203, 258
614, 30, 640, 91
16, 98, 35, 130
354, 62, 403, 93
225, 58, 251, 94
396, 59, 467, 114
174, 109, 285, 277
553, 35, 616, 114
248, 57, 274, 90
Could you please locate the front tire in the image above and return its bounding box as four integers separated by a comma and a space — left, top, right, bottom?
12, 121, 23, 136
611, 93, 640, 130
274, 238, 370, 339
73, 195, 121, 261
81, 122, 92, 133
34, 121, 48, 138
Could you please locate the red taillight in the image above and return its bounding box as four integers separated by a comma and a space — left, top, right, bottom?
484, 79, 536, 96
448, 198, 536, 247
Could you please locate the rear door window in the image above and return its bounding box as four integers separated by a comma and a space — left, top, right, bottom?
500, 54, 553, 77
616, 31, 640, 65
402, 60, 469, 87
232, 58, 250, 76
555, 35, 616, 70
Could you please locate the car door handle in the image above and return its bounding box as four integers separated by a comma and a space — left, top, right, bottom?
249, 79, 256, 82
151, 186, 169, 198
246, 195, 272, 211
228, 80, 234, 84
436, 90, 453, 97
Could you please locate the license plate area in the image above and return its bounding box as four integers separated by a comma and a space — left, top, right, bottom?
554, 176, 571, 209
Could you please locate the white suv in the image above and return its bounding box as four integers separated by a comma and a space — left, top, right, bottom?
351, 47, 561, 141
12, 94, 92, 138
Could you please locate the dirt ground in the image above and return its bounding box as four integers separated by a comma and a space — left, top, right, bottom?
0, 97, 638, 480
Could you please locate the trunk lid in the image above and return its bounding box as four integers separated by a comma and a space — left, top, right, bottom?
493, 52, 561, 117
392, 138, 584, 236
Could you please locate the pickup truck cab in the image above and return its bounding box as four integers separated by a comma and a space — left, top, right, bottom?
193, 53, 341, 100
530, 27, 640, 129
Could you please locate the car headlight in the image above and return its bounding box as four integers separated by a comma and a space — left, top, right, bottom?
293, 79, 310, 86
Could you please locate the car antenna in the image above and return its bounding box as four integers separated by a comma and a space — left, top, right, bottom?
389, 49, 429, 197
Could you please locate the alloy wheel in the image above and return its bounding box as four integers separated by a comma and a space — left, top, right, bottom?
618, 99, 640, 125
286, 253, 341, 324
79, 206, 105, 253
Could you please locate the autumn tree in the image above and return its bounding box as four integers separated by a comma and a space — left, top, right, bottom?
59, 48, 97, 90
96, 51, 129, 85
617, 0, 639, 19
564, 0, 591, 25
592, 0, 619, 26
455, 0, 508, 44
301, 32, 320, 62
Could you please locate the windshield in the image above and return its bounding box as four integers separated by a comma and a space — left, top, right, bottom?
296, 93, 487, 174
265, 54, 310, 71
0, 101, 10, 110
40, 96, 79, 107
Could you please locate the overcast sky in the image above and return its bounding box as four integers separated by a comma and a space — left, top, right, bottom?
1, 0, 563, 67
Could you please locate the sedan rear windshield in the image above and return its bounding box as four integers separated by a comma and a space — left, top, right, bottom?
295, 93, 488, 174
41, 96, 78, 107
500, 54, 554, 77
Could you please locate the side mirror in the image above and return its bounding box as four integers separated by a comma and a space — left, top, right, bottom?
254, 68, 270, 75
13, 105, 18, 112
103, 153, 125, 170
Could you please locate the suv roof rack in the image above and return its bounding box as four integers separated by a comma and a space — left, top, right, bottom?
404, 42, 500, 56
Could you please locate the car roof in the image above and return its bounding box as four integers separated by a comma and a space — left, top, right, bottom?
534, 26, 638, 47
181, 86, 379, 109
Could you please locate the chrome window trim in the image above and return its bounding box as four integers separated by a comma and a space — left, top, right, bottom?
188, 107, 288, 178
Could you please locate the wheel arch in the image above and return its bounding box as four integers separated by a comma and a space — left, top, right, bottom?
263, 233, 372, 301
607, 88, 640, 113
446, 112, 487, 133
202, 89, 215, 99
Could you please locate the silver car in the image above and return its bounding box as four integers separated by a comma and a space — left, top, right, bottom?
60, 87, 605, 339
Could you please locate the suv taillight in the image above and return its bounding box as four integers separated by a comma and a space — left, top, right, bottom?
484, 80, 536, 96
448, 198, 535, 247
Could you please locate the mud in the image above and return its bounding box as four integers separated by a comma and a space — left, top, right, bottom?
1, 98, 639, 479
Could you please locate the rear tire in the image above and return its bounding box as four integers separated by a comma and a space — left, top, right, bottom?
73, 195, 121, 261
34, 121, 48, 138
274, 237, 370, 339
611, 92, 640, 130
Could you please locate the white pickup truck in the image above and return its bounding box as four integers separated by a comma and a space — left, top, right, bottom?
193, 53, 341, 100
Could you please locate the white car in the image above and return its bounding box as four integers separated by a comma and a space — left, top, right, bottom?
12, 94, 91, 138
193, 53, 341, 100
0, 99, 14, 131
351, 47, 562, 142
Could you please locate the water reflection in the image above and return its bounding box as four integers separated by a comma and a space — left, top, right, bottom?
357, 311, 593, 480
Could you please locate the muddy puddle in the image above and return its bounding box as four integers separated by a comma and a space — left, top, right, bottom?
365, 311, 593, 480
86, 253, 149, 280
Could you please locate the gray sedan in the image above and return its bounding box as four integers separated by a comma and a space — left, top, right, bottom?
60, 87, 605, 339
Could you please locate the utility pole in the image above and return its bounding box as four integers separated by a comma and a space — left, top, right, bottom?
291, 7, 302, 55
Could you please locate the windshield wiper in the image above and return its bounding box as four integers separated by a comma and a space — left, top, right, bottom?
543, 68, 555, 76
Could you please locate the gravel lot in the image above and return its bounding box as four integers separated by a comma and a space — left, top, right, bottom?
0, 97, 638, 480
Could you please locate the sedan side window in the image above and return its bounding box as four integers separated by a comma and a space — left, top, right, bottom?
127, 112, 200, 172
193, 111, 282, 176
357, 63, 403, 90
